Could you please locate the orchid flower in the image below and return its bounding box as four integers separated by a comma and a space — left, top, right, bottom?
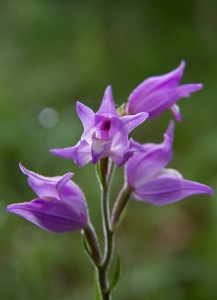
7, 164, 88, 233
126, 61, 203, 121
51, 86, 148, 167
126, 122, 213, 204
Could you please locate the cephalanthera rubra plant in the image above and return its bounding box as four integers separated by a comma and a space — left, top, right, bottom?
7, 61, 213, 299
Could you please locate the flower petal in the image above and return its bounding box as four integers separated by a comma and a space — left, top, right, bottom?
120, 112, 149, 134
19, 163, 72, 200
7, 198, 88, 233
50, 140, 92, 167
130, 121, 174, 153
127, 61, 203, 118
110, 149, 134, 167
127, 61, 186, 114
144, 84, 203, 119
126, 122, 174, 187
97, 85, 118, 116
57, 177, 88, 219
76, 101, 95, 131
133, 169, 213, 205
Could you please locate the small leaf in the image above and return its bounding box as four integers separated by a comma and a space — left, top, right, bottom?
109, 253, 121, 293
95, 273, 101, 300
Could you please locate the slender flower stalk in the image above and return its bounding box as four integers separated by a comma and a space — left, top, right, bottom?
111, 185, 132, 231
95, 158, 114, 300
83, 223, 102, 267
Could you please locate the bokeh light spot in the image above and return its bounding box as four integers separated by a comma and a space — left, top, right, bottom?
38, 107, 59, 128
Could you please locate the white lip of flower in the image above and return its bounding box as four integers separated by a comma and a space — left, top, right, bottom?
92, 132, 111, 155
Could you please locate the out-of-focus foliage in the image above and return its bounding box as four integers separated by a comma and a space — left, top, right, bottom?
0, 0, 217, 299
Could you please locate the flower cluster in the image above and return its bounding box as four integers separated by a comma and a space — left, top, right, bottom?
7, 61, 213, 233
7, 61, 213, 299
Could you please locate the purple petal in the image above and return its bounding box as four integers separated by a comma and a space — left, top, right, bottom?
127, 61, 186, 114
56, 173, 87, 216
130, 120, 174, 153
76, 101, 95, 131
145, 84, 203, 118
108, 118, 129, 149
50, 144, 79, 161
19, 163, 73, 200
164, 120, 174, 142
97, 86, 118, 116
7, 198, 88, 233
126, 122, 174, 187
120, 112, 149, 134
56, 173, 74, 195
127, 60, 203, 118
128, 83, 203, 117
110, 149, 134, 167
133, 169, 213, 205
50, 140, 92, 167
130, 139, 157, 153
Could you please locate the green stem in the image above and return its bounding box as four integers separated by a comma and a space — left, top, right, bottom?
97, 265, 111, 300
107, 161, 116, 186
111, 185, 132, 231
95, 159, 115, 299
83, 223, 102, 267
84, 159, 129, 299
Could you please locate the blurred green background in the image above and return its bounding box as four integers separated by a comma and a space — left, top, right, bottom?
0, 0, 217, 299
